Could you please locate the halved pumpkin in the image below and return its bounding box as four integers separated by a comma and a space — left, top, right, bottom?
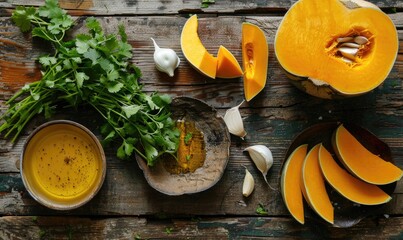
301, 144, 334, 224
281, 144, 308, 224
332, 125, 403, 185
216, 46, 243, 79
275, 0, 398, 99
242, 23, 268, 101
181, 15, 217, 79
319, 145, 391, 205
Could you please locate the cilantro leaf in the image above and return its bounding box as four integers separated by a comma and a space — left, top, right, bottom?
118, 24, 128, 43
75, 72, 89, 88
11, 6, 37, 32
122, 105, 142, 118
107, 82, 124, 93
39, 56, 57, 66
184, 133, 193, 145
83, 48, 100, 65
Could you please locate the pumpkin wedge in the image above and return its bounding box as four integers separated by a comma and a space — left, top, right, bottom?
281, 144, 308, 224
216, 46, 243, 79
275, 0, 398, 99
301, 144, 334, 224
319, 145, 391, 205
242, 23, 268, 101
332, 125, 403, 185
181, 15, 217, 79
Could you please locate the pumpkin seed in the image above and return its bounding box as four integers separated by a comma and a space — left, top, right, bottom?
354, 36, 368, 45
339, 42, 360, 48
341, 57, 353, 64
339, 47, 358, 60
337, 37, 354, 43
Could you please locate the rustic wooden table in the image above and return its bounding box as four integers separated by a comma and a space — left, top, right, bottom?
0, 0, 402, 239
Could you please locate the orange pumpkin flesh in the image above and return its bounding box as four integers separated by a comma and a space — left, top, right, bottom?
281, 144, 308, 224
181, 15, 217, 79
333, 125, 403, 185
216, 46, 243, 79
242, 23, 268, 101
319, 145, 391, 205
275, 0, 398, 98
301, 144, 334, 224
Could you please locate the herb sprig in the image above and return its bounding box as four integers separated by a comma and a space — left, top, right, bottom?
1, 0, 179, 166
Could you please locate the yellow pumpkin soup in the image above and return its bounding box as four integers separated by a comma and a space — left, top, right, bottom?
21, 121, 105, 209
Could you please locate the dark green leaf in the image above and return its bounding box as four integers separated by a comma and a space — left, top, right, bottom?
118, 24, 128, 43
117, 143, 126, 159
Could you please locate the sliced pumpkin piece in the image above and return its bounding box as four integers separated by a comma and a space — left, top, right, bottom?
216, 45, 243, 79
333, 125, 403, 185
181, 15, 217, 79
275, 0, 398, 98
301, 144, 334, 224
281, 144, 308, 224
319, 145, 391, 205
242, 23, 268, 101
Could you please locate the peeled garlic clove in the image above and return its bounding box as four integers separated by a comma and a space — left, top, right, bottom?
151, 38, 180, 77
223, 101, 247, 139
244, 145, 275, 190
242, 168, 255, 197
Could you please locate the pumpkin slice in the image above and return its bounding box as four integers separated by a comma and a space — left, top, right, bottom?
242, 23, 268, 101
181, 15, 217, 79
332, 125, 403, 185
301, 144, 334, 224
319, 145, 391, 205
281, 144, 308, 224
216, 45, 243, 79
275, 0, 398, 98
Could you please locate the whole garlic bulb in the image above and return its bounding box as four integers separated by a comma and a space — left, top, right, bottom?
151, 38, 180, 77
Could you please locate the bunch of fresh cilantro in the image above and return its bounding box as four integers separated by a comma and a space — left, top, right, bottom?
0, 0, 179, 166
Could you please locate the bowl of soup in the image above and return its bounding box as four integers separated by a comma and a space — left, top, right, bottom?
20, 120, 106, 210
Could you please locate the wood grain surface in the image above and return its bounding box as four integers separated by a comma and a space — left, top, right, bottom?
0, 0, 402, 239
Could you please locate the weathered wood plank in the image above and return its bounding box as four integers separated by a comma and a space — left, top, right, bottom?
0, 13, 402, 219
0, 0, 401, 16
0, 216, 403, 239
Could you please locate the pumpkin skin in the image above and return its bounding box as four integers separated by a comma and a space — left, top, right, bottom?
281, 144, 308, 224
181, 15, 217, 79
242, 23, 268, 101
301, 144, 334, 224
274, 0, 398, 99
332, 125, 403, 185
319, 145, 391, 205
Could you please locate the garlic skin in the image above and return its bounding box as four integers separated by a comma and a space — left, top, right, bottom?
151, 38, 180, 77
223, 101, 246, 139
242, 168, 255, 197
244, 145, 275, 190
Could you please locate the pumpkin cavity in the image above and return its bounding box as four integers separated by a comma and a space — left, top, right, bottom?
326, 28, 374, 66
